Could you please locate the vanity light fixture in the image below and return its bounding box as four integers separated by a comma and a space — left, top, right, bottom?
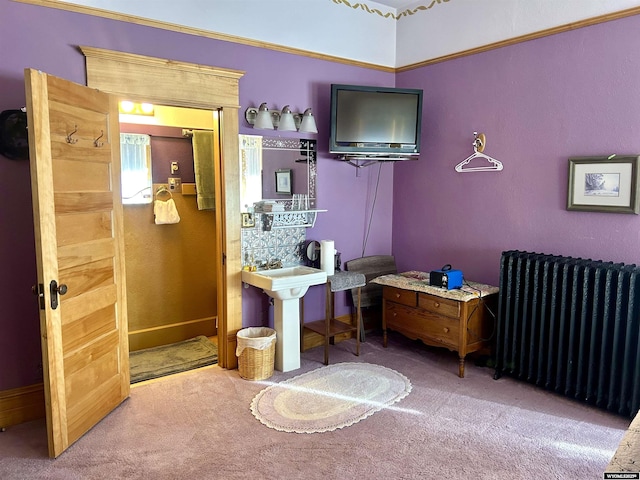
119, 101, 155, 116
298, 108, 318, 134
252, 103, 274, 130
245, 103, 318, 134
278, 106, 297, 132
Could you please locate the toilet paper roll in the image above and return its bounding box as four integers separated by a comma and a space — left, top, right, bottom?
320, 240, 335, 276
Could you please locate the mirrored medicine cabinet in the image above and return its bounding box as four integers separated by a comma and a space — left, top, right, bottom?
239, 135, 317, 213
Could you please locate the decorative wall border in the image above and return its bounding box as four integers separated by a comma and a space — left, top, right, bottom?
331, 0, 451, 21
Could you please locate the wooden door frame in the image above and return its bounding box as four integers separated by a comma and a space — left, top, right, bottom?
80, 46, 244, 368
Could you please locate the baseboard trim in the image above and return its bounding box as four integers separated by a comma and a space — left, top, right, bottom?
129, 317, 217, 351
0, 383, 45, 429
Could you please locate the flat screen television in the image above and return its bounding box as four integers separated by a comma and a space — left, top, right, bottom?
329, 83, 423, 159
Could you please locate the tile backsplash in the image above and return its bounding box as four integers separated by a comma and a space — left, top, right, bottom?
241, 213, 306, 268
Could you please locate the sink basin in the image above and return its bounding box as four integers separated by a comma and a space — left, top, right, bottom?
242, 266, 327, 300
242, 265, 328, 372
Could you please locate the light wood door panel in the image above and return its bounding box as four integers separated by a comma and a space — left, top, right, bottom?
56, 212, 113, 246
58, 238, 116, 270
53, 159, 111, 191
25, 68, 129, 458
60, 258, 114, 299
62, 305, 116, 352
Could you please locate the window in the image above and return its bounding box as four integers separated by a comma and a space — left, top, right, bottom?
120, 133, 152, 204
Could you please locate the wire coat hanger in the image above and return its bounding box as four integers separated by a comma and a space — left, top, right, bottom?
455, 132, 504, 172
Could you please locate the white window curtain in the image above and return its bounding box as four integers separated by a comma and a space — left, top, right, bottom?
120, 133, 152, 204
239, 134, 262, 211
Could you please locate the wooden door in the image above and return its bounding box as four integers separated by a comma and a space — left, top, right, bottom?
25, 69, 129, 458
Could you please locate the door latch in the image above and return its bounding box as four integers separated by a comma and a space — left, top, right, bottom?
31, 283, 45, 310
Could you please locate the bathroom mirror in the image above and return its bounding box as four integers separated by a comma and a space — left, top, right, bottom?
239, 135, 317, 212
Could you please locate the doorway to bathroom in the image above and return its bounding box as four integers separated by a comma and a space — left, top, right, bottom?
81, 45, 245, 372
119, 105, 219, 363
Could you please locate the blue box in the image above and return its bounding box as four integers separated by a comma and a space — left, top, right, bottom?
429, 269, 463, 290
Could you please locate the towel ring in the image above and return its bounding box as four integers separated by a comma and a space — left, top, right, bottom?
155, 186, 173, 199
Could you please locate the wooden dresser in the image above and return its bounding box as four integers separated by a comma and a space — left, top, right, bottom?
373, 271, 499, 377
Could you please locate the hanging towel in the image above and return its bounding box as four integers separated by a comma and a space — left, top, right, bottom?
154, 198, 181, 224
192, 130, 216, 210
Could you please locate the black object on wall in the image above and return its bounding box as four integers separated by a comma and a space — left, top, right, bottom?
494, 250, 640, 418
0, 109, 29, 160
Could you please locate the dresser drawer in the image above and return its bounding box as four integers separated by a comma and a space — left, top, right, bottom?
418, 315, 459, 347
385, 302, 459, 347
418, 293, 460, 319
384, 286, 417, 307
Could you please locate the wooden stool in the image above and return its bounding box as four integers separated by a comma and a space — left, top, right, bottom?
302, 271, 366, 365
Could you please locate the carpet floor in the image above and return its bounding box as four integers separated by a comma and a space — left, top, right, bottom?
0, 332, 630, 479
129, 335, 218, 383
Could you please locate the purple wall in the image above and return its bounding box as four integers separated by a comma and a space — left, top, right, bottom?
5, 0, 635, 393
0, 0, 393, 390
394, 14, 640, 287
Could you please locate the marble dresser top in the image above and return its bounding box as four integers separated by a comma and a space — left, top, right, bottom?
372, 271, 499, 302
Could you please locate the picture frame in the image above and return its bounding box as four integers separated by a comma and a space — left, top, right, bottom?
567, 156, 640, 214
275, 169, 292, 194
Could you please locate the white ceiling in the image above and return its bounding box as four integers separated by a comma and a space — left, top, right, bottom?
56, 0, 640, 68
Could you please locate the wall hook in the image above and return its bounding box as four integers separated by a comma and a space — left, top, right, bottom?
94, 130, 104, 147
66, 125, 78, 144
472, 132, 486, 153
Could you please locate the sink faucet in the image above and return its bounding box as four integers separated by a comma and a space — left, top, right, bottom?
267, 259, 282, 269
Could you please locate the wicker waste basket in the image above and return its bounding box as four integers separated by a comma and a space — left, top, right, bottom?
236, 327, 276, 380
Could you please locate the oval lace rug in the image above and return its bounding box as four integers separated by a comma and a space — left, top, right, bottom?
250, 362, 412, 433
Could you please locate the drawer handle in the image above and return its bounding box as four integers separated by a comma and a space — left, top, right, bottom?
434, 302, 440, 308
393, 312, 397, 317
395, 293, 401, 298
443, 327, 449, 333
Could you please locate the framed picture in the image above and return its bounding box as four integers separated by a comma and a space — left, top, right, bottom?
567, 156, 640, 214
275, 169, 292, 194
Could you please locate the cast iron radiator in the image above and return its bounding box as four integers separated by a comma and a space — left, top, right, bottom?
494, 250, 640, 417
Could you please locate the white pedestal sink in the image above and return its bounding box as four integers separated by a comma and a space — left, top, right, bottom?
242, 266, 327, 372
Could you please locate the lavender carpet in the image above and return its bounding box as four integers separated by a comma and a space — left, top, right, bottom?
250, 362, 412, 433
0, 333, 629, 479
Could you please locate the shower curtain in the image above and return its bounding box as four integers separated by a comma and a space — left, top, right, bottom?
192, 130, 216, 210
